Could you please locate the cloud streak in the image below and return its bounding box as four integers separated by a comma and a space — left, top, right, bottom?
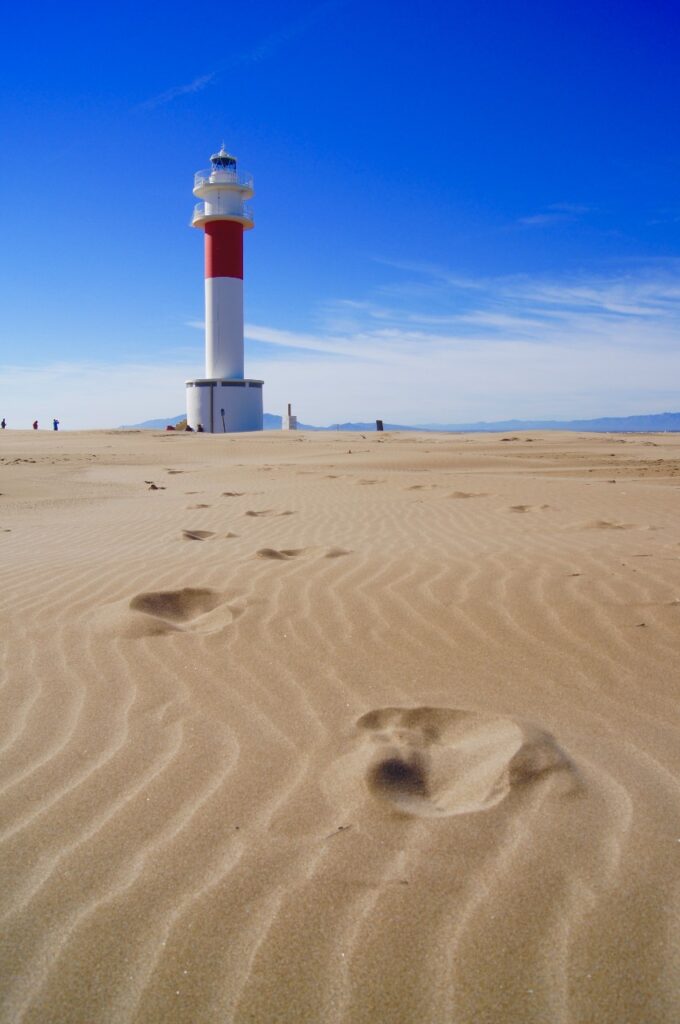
517, 202, 591, 227
137, 73, 216, 111
138, 0, 345, 110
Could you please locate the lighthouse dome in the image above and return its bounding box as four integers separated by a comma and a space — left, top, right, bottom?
210, 146, 237, 170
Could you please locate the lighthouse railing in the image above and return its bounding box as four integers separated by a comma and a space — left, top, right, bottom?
194, 169, 253, 191
192, 202, 254, 224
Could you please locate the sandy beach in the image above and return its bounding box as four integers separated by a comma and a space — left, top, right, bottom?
1, 426, 680, 1023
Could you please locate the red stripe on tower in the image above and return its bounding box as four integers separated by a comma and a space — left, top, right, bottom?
204, 220, 243, 279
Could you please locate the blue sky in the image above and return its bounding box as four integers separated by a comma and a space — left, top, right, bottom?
1, 0, 679, 428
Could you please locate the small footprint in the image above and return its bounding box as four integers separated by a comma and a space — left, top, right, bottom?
583, 520, 635, 530
182, 529, 215, 541
187, 503, 211, 509
222, 491, 244, 497
509, 505, 531, 513
325, 547, 351, 558
256, 548, 305, 560
245, 509, 296, 517
449, 491, 488, 499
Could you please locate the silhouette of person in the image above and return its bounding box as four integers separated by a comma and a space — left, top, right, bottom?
53, 419, 59, 431
1, 418, 5, 429
32, 420, 38, 430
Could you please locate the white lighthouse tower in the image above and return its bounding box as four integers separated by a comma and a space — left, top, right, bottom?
185, 146, 263, 432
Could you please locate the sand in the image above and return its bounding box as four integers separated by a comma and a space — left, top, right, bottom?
1, 427, 680, 1023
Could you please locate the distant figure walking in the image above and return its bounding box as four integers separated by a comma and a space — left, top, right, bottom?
196, 423, 204, 432
32, 420, 38, 430
53, 419, 59, 431
1, 418, 6, 429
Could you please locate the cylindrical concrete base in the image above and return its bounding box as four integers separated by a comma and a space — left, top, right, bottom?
186, 378, 263, 433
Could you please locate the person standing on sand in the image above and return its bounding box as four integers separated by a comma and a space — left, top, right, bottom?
32, 420, 38, 430
53, 419, 59, 431
1, 418, 6, 429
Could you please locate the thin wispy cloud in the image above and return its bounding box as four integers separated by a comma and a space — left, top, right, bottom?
548, 202, 591, 214
137, 73, 216, 111
517, 202, 591, 227
252, 261, 680, 368
517, 212, 570, 226
138, 0, 345, 110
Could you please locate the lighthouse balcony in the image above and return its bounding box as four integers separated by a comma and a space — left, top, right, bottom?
194, 169, 254, 198
191, 202, 254, 229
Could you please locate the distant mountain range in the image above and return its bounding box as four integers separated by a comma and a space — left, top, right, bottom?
121, 411, 680, 433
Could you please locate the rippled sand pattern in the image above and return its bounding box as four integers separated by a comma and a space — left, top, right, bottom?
2, 429, 680, 1023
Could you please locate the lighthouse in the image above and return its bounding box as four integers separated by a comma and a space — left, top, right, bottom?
185, 146, 263, 432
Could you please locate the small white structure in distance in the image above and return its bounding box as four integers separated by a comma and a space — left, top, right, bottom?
185, 145, 263, 432
282, 403, 298, 430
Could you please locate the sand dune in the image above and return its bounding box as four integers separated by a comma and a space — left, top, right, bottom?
2, 428, 680, 1022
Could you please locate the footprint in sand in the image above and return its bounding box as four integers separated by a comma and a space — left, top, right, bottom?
583, 520, 635, 530
93, 588, 242, 638
182, 529, 215, 541
354, 706, 576, 817
509, 504, 532, 513
126, 588, 242, 636
449, 491, 488, 499
187, 503, 211, 509
222, 491, 245, 497
358, 479, 382, 485
256, 548, 305, 560
256, 546, 350, 560
245, 509, 295, 517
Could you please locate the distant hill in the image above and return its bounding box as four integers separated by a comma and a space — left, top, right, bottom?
120, 411, 680, 433
301, 411, 680, 432
119, 414, 187, 430
418, 412, 680, 432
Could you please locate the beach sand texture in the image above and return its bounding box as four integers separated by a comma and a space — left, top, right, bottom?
1, 428, 680, 1023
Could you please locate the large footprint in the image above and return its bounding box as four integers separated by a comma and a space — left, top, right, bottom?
91, 587, 242, 638
356, 706, 576, 817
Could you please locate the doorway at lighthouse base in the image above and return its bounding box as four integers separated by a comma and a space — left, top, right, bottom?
186, 379, 263, 432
